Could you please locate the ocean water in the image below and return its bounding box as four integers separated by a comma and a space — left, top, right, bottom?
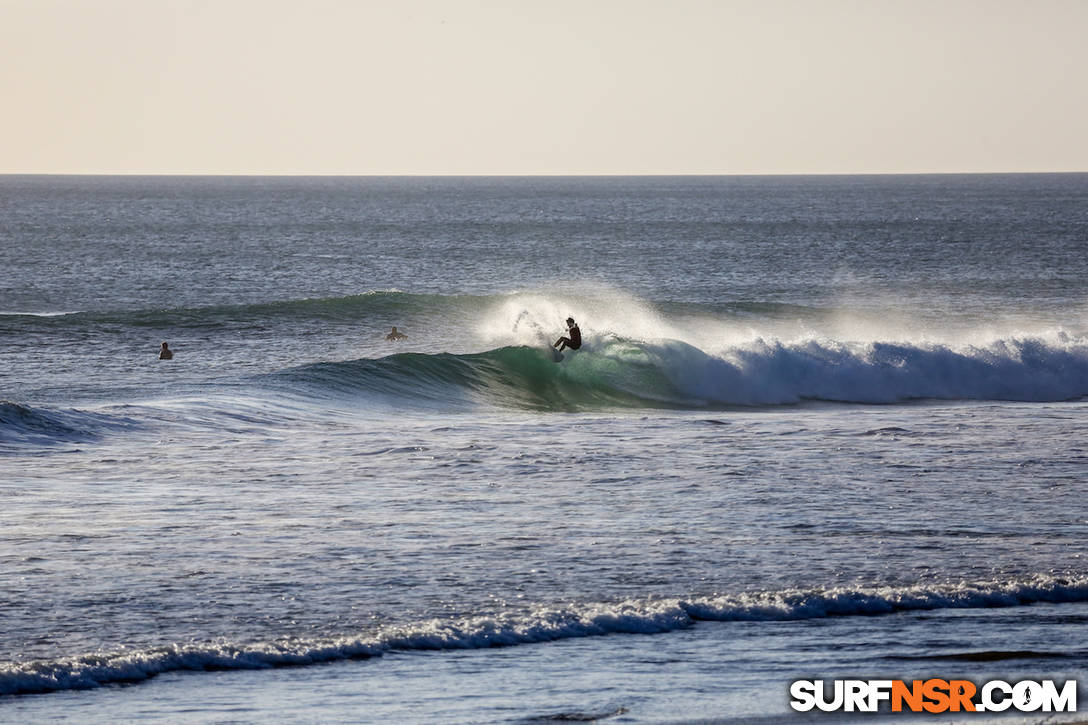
2, 174, 1087, 723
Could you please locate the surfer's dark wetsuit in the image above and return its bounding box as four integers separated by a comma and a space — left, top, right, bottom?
554, 319, 582, 352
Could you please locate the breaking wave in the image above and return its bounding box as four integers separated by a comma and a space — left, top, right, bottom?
272, 332, 1088, 411
4, 574, 1086, 696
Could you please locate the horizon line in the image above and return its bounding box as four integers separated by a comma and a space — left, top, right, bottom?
3, 170, 1087, 179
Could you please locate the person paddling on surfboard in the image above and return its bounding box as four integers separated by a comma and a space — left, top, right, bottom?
554, 317, 581, 352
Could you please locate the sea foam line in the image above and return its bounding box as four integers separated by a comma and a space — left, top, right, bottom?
3, 575, 1087, 697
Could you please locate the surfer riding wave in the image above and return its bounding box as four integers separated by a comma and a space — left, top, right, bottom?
554, 317, 581, 352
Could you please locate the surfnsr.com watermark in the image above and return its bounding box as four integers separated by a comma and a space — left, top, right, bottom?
790, 679, 1078, 714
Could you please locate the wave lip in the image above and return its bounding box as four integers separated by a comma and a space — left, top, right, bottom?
4, 574, 1086, 697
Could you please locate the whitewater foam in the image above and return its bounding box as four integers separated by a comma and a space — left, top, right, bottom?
4, 575, 1085, 697
666, 333, 1088, 405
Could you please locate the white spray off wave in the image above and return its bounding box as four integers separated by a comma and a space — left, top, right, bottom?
477, 292, 1088, 405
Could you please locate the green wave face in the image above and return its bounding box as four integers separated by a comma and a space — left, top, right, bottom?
276, 341, 694, 413
475, 343, 691, 410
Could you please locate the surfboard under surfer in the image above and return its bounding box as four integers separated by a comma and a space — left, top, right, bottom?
553, 317, 581, 352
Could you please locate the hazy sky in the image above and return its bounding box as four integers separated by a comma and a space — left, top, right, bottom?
2, 0, 1086, 174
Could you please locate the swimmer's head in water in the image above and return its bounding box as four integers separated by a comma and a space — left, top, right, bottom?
566, 317, 575, 325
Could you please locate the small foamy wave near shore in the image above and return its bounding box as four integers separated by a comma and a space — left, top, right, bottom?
4, 574, 1086, 697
